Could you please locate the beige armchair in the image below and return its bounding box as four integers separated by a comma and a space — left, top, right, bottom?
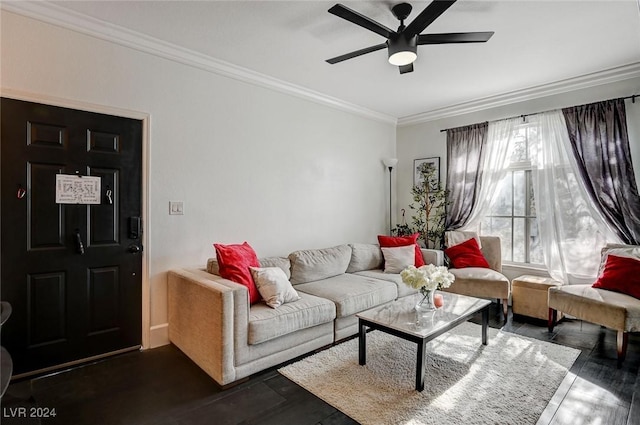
548, 244, 640, 367
442, 236, 511, 317
548, 285, 640, 367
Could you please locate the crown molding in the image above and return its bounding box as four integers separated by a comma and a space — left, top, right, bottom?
1, 2, 397, 126
5, 2, 638, 129
398, 62, 640, 126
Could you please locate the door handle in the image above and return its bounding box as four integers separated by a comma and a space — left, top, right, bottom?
127, 244, 142, 254
74, 229, 85, 254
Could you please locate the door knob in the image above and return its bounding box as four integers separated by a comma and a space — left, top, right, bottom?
127, 244, 142, 254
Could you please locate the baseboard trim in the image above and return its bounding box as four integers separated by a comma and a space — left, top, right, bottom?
150, 323, 170, 348
11, 346, 141, 381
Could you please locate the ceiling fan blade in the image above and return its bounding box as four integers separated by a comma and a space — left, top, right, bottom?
326, 42, 388, 64
418, 32, 494, 44
404, 0, 457, 37
329, 4, 395, 39
399, 63, 414, 74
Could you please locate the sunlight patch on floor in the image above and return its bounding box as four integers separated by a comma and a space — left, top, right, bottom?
551, 376, 625, 425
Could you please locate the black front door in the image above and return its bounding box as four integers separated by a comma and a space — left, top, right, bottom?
1, 98, 143, 375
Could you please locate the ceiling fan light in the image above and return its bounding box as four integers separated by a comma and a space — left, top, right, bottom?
388, 51, 417, 66
387, 35, 417, 66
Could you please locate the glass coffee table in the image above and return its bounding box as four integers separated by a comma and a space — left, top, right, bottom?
357, 291, 491, 391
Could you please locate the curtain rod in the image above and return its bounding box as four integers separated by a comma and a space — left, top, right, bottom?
439, 94, 639, 133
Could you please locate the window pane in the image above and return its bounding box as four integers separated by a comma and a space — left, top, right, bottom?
513, 217, 525, 263
528, 171, 536, 216
480, 126, 542, 266
510, 129, 528, 163
528, 218, 544, 264
490, 173, 512, 216
513, 170, 525, 216
480, 216, 491, 238
527, 126, 538, 155
483, 217, 513, 262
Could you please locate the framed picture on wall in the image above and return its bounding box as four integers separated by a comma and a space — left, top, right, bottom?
414, 157, 440, 188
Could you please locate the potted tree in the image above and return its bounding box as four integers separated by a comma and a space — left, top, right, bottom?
393, 162, 448, 249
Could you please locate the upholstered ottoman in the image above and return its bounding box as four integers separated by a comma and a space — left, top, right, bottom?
512, 275, 562, 320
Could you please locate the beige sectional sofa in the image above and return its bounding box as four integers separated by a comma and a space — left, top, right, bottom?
168, 243, 443, 387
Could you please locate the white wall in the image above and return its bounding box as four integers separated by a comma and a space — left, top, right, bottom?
4, 9, 639, 345
397, 77, 640, 278
1, 11, 396, 346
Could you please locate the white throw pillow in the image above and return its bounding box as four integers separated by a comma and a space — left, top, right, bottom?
381, 245, 415, 274
249, 267, 300, 309
445, 230, 482, 249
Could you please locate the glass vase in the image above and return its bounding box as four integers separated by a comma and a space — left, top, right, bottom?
415, 288, 436, 314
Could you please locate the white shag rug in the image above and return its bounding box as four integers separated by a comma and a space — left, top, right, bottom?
278, 322, 579, 425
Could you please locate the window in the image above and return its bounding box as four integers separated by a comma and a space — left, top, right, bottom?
479, 125, 544, 265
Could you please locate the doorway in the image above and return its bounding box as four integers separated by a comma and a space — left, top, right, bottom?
1, 98, 144, 375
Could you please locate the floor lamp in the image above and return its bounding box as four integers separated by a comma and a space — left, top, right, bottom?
383, 158, 398, 235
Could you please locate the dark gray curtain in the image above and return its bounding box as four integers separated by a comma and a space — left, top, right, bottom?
562, 98, 640, 244
444, 122, 488, 230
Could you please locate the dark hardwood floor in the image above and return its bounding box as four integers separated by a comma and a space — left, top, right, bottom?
2, 303, 639, 425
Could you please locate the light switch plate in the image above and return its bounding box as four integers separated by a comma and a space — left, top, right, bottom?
169, 201, 184, 215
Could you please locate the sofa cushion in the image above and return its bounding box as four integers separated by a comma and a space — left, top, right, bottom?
378, 233, 425, 267
346, 243, 383, 273
259, 257, 292, 279
248, 292, 336, 345
295, 273, 397, 318
592, 255, 640, 300
445, 237, 491, 269
381, 245, 415, 273
249, 267, 300, 309
289, 245, 352, 285
549, 284, 640, 332
443, 267, 510, 299
206, 258, 220, 275
214, 242, 261, 304
449, 267, 508, 283
354, 269, 418, 298
207, 256, 291, 279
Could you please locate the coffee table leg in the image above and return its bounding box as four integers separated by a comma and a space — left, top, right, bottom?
359, 319, 366, 365
416, 340, 426, 391
482, 307, 489, 345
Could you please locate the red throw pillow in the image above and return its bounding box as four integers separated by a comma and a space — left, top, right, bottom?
592, 254, 640, 299
444, 237, 490, 269
214, 242, 261, 304
377, 233, 425, 267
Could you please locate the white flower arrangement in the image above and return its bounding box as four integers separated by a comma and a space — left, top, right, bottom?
400, 264, 455, 293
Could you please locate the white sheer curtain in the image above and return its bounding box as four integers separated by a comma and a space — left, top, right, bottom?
528, 111, 621, 284
463, 117, 520, 229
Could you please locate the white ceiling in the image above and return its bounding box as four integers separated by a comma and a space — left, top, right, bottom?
33, 1, 640, 119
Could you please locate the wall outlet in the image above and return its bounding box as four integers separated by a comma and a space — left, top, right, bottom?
169, 201, 184, 215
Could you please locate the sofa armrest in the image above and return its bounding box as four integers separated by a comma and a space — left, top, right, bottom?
421, 248, 444, 266
168, 268, 248, 386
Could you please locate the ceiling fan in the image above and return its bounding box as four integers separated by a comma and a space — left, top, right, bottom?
326, 0, 494, 74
